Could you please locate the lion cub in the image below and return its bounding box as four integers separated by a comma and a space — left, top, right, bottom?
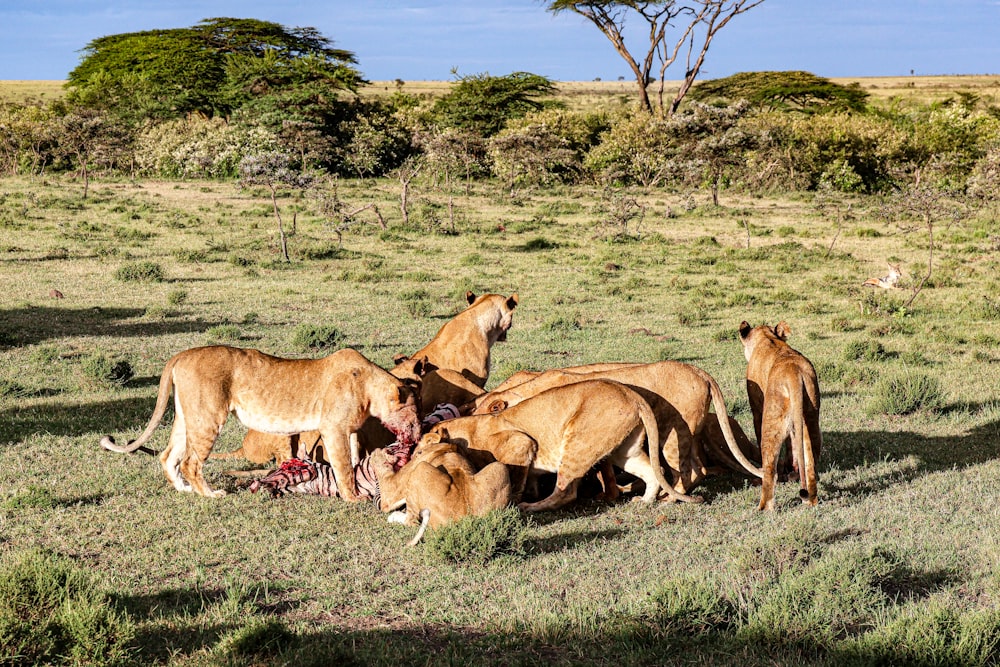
738, 321, 822, 511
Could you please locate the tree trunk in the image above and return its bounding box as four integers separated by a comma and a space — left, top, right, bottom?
270, 185, 289, 262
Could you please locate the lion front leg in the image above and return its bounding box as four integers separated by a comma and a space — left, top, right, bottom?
322, 429, 360, 501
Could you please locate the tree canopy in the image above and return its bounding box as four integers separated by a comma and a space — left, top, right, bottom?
67, 18, 363, 118
689, 71, 869, 113
547, 1, 766, 115
431, 71, 558, 137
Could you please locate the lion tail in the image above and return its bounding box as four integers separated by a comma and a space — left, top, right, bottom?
708, 376, 764, 478
638, 395, 702, 504
99, 354, 178, 456
792, 380, 820, 505
407, 508, 431, 547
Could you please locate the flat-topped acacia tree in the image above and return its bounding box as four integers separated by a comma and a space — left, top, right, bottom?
547, 0, 765, 115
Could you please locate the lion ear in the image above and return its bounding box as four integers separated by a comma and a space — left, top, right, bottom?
487, 399, 507, 414
465, 291, 477, 305
738, 321, 752, 340
392, 353, 409, 366
412, 355, 431, 377
774, 321, 792, 340
506, 293, 519, 310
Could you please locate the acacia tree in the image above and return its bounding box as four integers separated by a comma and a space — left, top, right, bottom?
238, 152, 315, 262
548, 1, 765, 115
68, 18, 362, 119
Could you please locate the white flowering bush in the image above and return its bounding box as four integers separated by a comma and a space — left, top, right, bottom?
135, 115, 279, 179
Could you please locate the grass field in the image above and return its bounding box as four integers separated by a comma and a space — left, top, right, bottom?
1, 171, 999, 665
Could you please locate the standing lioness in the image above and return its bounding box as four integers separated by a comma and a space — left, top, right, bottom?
739, 321, 821, 511
100, 346, 422, 499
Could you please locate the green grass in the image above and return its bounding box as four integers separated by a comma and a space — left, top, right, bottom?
1, 174, 999, 665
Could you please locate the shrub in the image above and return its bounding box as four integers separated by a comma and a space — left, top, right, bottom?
135, 115, 280, 179
114, 261, 164, 283
424, 507, 527, 564
518, 236, 559, 251
166, 288, 188, 305
80, 354, 134, 387
399, 289, 432, 318
0, 550, 135, 667
843, 339, 892, 362
867, 372, 945, 416
206, 325, 243, 342
291, 324, 345, 352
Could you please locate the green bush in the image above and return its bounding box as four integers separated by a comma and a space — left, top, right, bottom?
0, 550, 135, 667
80, 354, 134, 387
206, 324, 243, 342
114, 260, 164, 283
867, 372, 945, 416
291, 324, 345, 352
843, 339, 892, 362
166, 288, 188, 305
424, 507, 527, 565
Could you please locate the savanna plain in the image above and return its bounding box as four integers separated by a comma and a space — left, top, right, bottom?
2, 78, 1000, 666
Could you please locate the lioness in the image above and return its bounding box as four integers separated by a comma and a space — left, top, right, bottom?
738, 321, 822, 511
100, 346, 422, 500
371, 440, 511, 546
225, 291, 513, 466
468, 361, 763, 493
400, 291, 519, 388
426, 379, 702, 511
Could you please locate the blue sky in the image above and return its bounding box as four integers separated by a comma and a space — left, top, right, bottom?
1, 1, 998, 82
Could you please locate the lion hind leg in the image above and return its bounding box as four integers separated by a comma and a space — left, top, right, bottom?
160, 409, 192, 492
178, 419, 227, 498
518, 474, 580, 513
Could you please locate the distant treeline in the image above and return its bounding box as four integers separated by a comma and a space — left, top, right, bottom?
1, 18, 998, 201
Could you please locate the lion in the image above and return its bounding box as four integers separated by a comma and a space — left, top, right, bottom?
99, 346, 422, 500
738, 321, 822, 511
223, 291, 513, 466
425, 378, 702, 512
220, 357, 430, 469
399, 291, 519, 388
371, 440, 512, 546
468, 361, 763, 494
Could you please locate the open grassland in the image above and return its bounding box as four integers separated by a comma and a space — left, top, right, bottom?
5, 74, 1000, 109
1, 174, 1000, 665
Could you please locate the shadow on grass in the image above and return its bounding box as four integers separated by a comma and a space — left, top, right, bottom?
0, 305, 223, 347
0, 395, 169, 445
526, 528, 628, 555
689, 415, 1000, 506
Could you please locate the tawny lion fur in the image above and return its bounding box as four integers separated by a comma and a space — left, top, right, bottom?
99, 346, 421, 500
371, 440, 511, 545
468, 361, 763, 494
224, 291, 513, 466
739, 321, 822, 511
426, 379, 702, 512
